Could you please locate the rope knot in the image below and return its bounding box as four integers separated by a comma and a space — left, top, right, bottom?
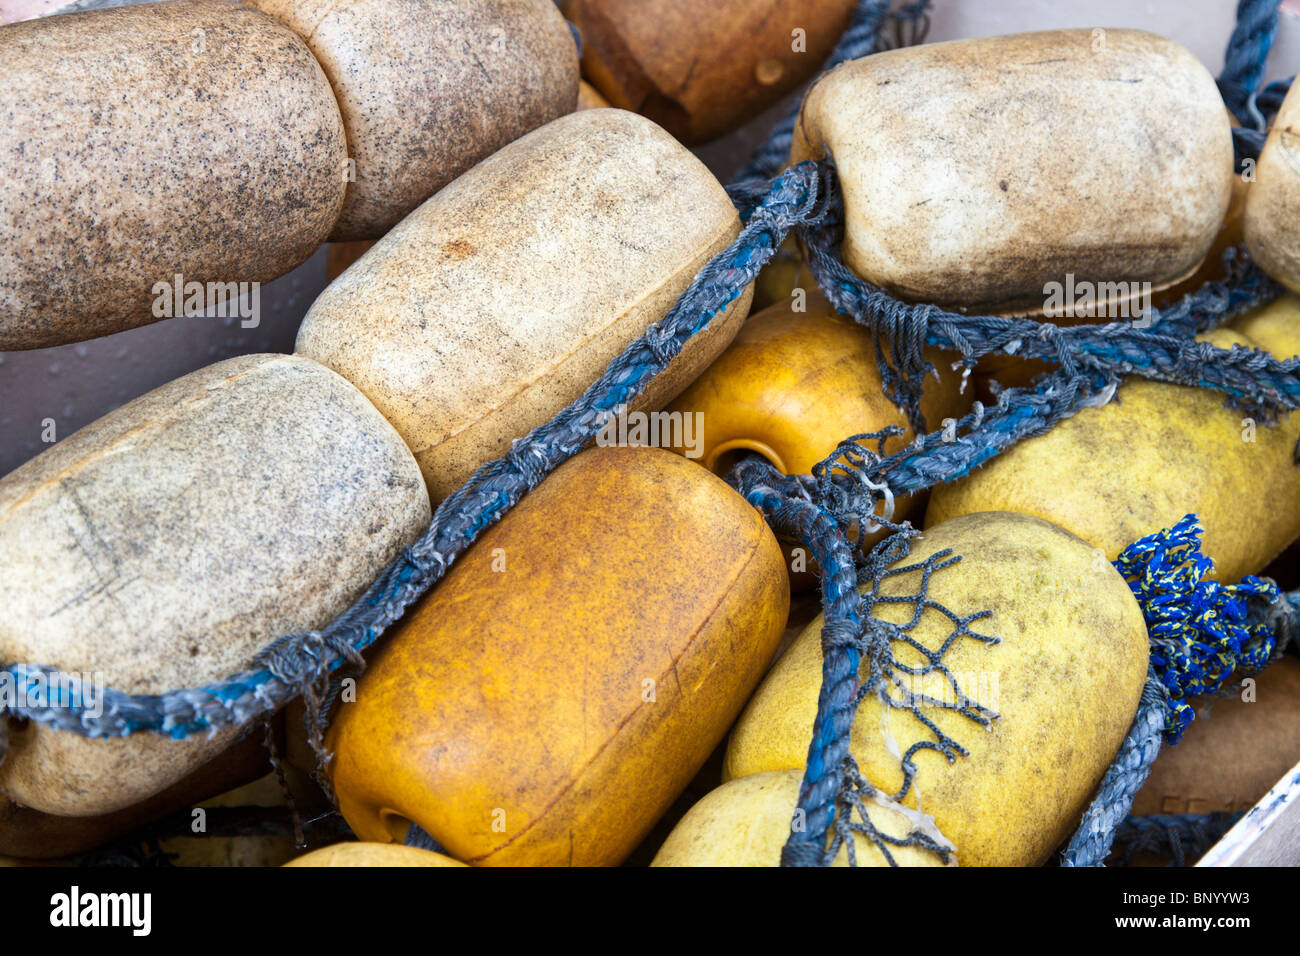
1113, 514, 1281, 741
504, 438, 548, 486
642, 323, 678, 368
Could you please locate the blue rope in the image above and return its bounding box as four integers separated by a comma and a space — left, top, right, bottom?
1220, 0, 1283, 124
1231, 74, 1294, 172
1062, 517, 1284, 867
0, 160, 835, 746
724, 460, 868, 864
727, 450, 991, 868
1112, 811, 1245, 867
1122, 518, 1279, 739
725, 0, 1295, 866
798, 178, 1291, 433
2, 0, 1296, 876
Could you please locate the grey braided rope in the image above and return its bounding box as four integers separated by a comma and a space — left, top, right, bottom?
1060, 683, 1170, 867
1112, 811, 1245, 867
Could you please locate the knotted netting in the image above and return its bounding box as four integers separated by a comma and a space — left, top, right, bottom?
2, 0, 1298, 868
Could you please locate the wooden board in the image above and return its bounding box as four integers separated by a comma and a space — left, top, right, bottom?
1200, 758, 1300, 866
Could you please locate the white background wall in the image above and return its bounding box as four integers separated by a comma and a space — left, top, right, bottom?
927, 0, 1300, 84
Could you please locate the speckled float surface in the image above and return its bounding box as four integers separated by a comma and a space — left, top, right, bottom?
0, 0, 347, 350
296, 108, 751, 502
1246, 83, 1300, 294
792, 29, 1234, 313
326, 446, 788, 866
0, 354, 429, 815
252, 0, 579, 240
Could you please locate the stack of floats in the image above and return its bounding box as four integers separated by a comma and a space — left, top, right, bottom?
1, 0, 1299, 867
